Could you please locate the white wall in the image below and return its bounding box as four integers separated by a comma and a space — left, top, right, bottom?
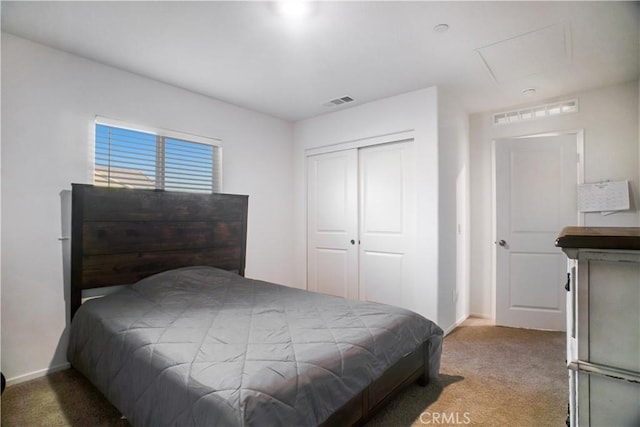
292, 86, 469, 332
469, 80, 640, 318
437, 90, 470, 331
1, 34, 294, 383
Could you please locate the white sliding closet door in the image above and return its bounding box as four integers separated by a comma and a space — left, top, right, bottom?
307, 140, 415, 305
307, 150, 359, 299
359, 142, 415, 306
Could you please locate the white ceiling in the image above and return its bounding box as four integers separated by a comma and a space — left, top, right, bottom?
2, 1, 638, 121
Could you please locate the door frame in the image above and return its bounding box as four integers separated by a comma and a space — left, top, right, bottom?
491, 129, 584, 322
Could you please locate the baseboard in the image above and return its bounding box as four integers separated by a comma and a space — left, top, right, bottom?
5, 362, 70, 387
469, 312, 491, 319
443, 315, 469, 336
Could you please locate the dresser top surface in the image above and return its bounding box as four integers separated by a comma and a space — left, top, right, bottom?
556, 226, 640, 250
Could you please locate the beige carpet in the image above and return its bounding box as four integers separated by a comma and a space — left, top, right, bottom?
366, 320, 567, 426
1, 319, 567, 426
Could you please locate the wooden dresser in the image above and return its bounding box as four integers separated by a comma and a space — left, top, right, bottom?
556, 227, 640, 426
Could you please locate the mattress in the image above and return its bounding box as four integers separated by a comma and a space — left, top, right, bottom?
67, 266, 443, 426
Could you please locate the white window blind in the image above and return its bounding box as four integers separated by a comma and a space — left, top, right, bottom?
94, 120, 221, 193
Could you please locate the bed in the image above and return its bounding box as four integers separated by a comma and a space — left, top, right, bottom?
67, 184, 443, 426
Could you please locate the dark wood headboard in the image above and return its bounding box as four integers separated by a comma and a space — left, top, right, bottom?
70, 183, 248, 318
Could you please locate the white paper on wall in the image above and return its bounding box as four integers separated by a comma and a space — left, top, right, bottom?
577, 180, 630, 213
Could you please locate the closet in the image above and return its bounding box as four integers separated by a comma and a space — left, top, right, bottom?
307, 139, 416, 306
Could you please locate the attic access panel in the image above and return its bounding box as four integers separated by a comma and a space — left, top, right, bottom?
477, 22, 572, 83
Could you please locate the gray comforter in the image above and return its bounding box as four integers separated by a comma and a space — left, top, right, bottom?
67, 266, 442, 426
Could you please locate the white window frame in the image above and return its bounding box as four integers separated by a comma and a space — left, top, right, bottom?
94, 116, 223, 192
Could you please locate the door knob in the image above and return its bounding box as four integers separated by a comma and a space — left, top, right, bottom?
350, 239, 355, 245
496, 239, 507, 247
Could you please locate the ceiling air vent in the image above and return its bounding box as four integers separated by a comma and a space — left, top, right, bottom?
324, 96, 355, 107
493, 99, 578, 125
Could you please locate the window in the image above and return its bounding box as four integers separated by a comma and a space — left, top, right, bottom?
493, 99, 579, 125
94, 119, 221, 193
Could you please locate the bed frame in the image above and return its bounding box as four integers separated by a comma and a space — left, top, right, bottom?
70, 183, 432, 426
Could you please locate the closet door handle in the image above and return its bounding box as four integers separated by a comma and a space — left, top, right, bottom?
350, 239, 355, 245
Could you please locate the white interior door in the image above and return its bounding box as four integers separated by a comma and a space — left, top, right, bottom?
307, 150, 359, 299
495, 134, 578, 330
359, 142, 415, 306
